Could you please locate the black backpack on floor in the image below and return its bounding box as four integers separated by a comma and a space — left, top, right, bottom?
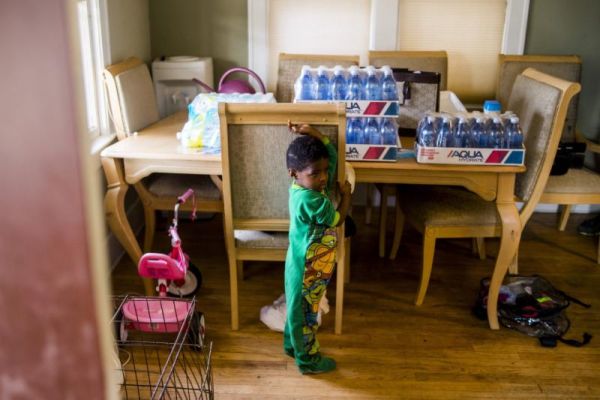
473, 275, 592, 347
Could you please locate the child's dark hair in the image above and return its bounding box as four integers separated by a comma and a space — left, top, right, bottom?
286, 135, 329, 171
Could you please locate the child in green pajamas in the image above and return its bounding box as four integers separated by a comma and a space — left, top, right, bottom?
284, 121, 352, 374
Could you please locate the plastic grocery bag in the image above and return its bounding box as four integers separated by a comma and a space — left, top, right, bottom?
177, 92, 276, 149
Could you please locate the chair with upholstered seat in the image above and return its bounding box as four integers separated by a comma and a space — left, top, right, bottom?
389, 68, 581, 305
540, 136, 600, 263
219, 102, 349, 333
496, 54, 581, 142
103, 57, 222, 252
367, 51, 449, 257
275, 53, 360, 103
368, 50, 448, 90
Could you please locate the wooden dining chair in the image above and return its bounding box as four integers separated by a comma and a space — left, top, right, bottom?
367, 51, 449, 257
389, 68, 581, 305
103, 57, 223, 252
539, 136, 600, 264
219, 102, 349, 333
368, 50, 448, 90
275, 53, 360, 103
496, 54, 581, 142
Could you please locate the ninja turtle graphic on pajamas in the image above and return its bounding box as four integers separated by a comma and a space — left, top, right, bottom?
283, 137, 340, 372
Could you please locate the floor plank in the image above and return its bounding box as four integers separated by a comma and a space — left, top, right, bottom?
111, 208, 600, 399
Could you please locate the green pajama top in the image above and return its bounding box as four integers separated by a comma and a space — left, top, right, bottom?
284, 138, 339, 363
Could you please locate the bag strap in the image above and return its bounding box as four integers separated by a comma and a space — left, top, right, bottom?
539, 332, 592, 348
559, 290, 591, 308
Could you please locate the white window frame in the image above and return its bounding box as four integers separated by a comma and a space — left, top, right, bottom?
75, 0, 113, 153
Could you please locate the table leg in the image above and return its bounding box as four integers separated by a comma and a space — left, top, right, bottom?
487, 175, 521, 329
101, 157, 154, 295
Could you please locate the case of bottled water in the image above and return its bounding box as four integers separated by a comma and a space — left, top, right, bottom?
414, 111, 525, 166
294, 65, 401, 162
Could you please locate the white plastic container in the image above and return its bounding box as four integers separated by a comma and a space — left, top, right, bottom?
152, 56, 213, 118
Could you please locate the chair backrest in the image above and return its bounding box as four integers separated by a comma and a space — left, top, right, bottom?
275, 53, 360, 103
368, 50, 448, 90
508, 68, 581, 225
103, 57, 160, 140
497, 54, 581, 142
219, 103, 346, 232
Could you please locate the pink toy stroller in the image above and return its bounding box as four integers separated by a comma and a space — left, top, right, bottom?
117, 189, 205, 348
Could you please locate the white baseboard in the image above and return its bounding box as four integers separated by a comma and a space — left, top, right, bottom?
106, 198, 145, 271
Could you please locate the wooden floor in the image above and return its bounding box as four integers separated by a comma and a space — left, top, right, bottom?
111, 207, 600, 399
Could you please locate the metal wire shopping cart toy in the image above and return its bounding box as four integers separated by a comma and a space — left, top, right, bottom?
112, 189, 213, 399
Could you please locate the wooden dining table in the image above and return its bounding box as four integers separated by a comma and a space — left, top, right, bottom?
101, 110, 525, 330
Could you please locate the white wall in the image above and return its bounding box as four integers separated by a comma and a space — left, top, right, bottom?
107, 0, 151, 63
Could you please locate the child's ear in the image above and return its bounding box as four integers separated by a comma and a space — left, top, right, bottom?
288, 168, 296, 178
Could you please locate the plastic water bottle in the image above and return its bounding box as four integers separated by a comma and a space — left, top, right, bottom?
418, 116, 436, 147
330, 65, 348, 100
506, 116, 524, 148
381, 66, 398, 100
346, 66, 364, 100
346, 117, 362, 144
298, 65, 314, 100
454, 116, 470, 147
365, 117, 382, 144
470, 117, 486, 148
365, 66, 382, 100
380, 118, 397, 145
315, 66, 331, 100
355, 119, 368, 144
489, 117, 505, 148
436, 116, 453, 147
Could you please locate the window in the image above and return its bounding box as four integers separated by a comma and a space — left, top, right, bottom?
397, 0, 507, 104
75, 0, 110, 140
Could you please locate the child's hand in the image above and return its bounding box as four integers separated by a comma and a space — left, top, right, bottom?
339, 180, 352, 196
288, 120, 324, 140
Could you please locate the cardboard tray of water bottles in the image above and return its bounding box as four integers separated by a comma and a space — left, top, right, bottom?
293, 65, 401, 162
414, 111, 525, 166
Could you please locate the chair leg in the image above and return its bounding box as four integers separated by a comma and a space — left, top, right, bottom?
143, 207, 156, 253
509, 253, 518, 274
416, 229, 436, 306
596, 236, 599, 264
378, 185, 393, 258
389, 198, 405, 260
475, 238, 486, 260
558, 204, 572, 231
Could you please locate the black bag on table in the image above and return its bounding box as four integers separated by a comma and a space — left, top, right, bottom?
392, 69, 441, 137
473, 275, 592, 347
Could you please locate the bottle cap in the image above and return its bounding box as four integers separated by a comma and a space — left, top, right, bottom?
349, 65, 360, 75
301, 65, 311, 73
510, 116, 520, 123
333, 65, 344, 75
317, 66, 328, 75
483, 100, 502, 113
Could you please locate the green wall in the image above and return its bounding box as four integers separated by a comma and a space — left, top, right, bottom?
149, 0, 248, 85
526, 0, 600, 143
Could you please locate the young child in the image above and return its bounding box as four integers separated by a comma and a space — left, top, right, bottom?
284, 121, 352, 374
